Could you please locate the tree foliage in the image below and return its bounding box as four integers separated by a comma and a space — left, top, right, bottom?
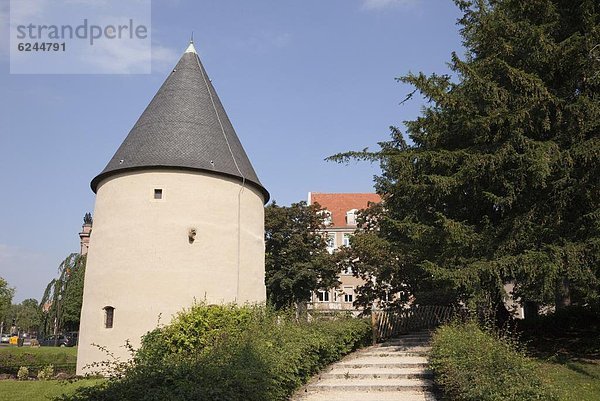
0, 277, 15, 329
330, 0, 600, 311
334, 202, 464, 310
8, 298, 42, 333
264, 201, 339, 310
40, 253, 86, 334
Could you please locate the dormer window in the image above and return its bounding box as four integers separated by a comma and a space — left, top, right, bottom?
318, 210, 332, 226
346, 209, 358, 226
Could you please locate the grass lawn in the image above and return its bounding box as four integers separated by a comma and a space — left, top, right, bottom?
538, 358, 600, 401
0, 346, 78, 374
519, 307, 600, 401
0, 378, 103, 401
0, 346, 101, 401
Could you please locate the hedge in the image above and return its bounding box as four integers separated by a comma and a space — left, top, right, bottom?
56, 304, 371, 401
429, 322, 558, 401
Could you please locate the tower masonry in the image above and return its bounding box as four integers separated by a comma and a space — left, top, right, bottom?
76, 41, 269, 375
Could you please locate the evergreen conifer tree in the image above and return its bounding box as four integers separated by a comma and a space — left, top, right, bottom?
331, 0, 599, 314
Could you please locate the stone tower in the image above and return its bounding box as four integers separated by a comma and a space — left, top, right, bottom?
76, 42, 269, 375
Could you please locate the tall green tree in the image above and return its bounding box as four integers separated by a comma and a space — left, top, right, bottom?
61, 254, 86, 330
265, 201, 339, 311
0, 277, 15, 332
41, 253, 86, 334
331, 0, 600, 314
9, 298, 42, 333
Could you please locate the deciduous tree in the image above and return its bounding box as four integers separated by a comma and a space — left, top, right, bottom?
9, 298, 42, 333
265, 201, 339, 311
40, 253, 86, 334
0, 277, 14, 332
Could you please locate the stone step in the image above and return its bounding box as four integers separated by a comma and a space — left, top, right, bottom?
390, 333, 431, 339
341, 355, 429, 362
383, 338, 430, 344
360, 346, 432, 355
295, 390, 437, 401
311, 377, 434, 392
336, 362, 429, 369
379, 342, 430, 349
322, 372, 433, 380
291, 330, 438, 401
388, 332, 431, 338
336, 355, 428, 365
359, 351, 429, 357
328, 367, 432, 376
377, 343, 431, 347
385, 335, 431, 340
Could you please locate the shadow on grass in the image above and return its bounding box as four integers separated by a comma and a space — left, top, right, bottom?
516, 306, 600, 361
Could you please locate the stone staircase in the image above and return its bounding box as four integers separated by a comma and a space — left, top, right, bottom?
292, 331, 437, 401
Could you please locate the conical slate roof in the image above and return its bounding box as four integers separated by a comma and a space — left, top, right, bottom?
91, 42, 269, 202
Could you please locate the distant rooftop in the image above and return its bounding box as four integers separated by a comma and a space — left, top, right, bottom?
308, 192, 381, 228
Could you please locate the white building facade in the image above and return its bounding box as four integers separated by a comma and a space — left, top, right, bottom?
307, 192, 381, 314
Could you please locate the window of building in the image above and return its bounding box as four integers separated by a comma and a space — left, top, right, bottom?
326, 233, 336, 254
316, 290, 330, 302
341, 265, 353, 275
343, 287, 354, 303
154, 188, 163, 199
346, 209, 358, 226
104, 306, 114, 328
343, 233, 351, 247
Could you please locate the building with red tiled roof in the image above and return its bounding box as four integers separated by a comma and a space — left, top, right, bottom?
307, 192, 382, 314
309, 192, 381, 228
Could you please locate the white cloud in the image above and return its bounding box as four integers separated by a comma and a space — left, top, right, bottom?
151, 44, 180, 71
77, 39, 178, 74
361, 0, 420, 10
82, 37, 151, 74
8, 0, 154, 73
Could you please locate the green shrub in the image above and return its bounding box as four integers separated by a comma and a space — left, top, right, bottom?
37, 364, 55, 380
159, 303, 255, 353
56, 304, 371, 401
0, 347, 77, 375
429, 322, 558, 401
17, 366, 29, 381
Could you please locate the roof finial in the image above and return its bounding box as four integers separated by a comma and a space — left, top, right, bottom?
185, 33, 197, 54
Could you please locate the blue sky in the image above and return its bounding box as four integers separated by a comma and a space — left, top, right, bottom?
0, 0, 463, 302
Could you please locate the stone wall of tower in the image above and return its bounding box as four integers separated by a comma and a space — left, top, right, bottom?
76, 169, 266, 375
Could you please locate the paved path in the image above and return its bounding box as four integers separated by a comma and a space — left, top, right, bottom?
292, 331, 437, 401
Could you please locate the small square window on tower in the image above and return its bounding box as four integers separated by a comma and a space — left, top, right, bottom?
154, 188, 163, 199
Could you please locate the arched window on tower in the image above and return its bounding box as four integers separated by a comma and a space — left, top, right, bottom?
103, 306, 115, 328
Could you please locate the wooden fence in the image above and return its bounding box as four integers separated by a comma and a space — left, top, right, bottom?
371, 305, 456, 344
